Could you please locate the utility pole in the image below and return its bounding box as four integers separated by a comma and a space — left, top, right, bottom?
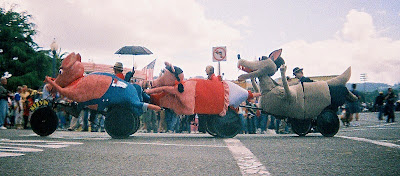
360, 73, 367, 92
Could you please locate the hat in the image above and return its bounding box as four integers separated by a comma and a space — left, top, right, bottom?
112, 62, 123, 71
292, 67, 303, 75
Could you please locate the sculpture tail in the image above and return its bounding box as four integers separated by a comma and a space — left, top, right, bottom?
326, 67, 351, 87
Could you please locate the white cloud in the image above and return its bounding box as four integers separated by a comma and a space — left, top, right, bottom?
233, 16, 250, 27
341, 9, 376, 41
281, 9, 400, 85
6, 0, 242, 77
4, 2, 399, 85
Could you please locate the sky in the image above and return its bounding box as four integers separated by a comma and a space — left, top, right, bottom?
2, 0, 400, 85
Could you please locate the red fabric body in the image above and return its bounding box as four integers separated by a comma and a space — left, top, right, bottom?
193, 79, 225, 114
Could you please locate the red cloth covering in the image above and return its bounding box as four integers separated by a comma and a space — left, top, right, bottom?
193, 79, 225, 114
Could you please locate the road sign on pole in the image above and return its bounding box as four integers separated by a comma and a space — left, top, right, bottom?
212, 46, 227, 62
212, 46, 226, 76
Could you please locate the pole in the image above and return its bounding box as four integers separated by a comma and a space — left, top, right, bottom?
218, 61, 221, 76
52, 52, 56, 78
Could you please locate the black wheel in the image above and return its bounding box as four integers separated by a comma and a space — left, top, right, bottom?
105, 106, 136, 139
210, 109, 241, 138
290, 118, 312, 136
130, 115, 140, 135
30, 107, 58, 136
204, 115, 218, 137
317, 109, 340, 137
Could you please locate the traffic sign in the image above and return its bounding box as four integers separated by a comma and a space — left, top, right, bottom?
212, 46, 227, 62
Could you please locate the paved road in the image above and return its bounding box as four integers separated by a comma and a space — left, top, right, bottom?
0, 112, 399, 175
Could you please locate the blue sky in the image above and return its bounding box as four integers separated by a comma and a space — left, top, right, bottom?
3, 0, 400, 85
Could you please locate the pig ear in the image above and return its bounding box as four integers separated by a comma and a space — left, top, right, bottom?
76, 53, 82, 62
62, 52, 76, 68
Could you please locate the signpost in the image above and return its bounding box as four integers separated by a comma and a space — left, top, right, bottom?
212, 46, 227, 76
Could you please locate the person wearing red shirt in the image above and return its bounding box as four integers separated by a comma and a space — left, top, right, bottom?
112, 62, 125, 80
205, 65, 219, 81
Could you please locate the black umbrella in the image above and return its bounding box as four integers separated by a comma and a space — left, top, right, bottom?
115, 46, 153, 55
115, 45, 153, 81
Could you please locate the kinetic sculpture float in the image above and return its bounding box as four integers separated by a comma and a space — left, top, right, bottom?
146, 62, 258, 137
30, 53, 160, 138
237, 49, 357, 137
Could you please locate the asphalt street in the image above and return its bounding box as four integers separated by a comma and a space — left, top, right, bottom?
0, 112, 399, 176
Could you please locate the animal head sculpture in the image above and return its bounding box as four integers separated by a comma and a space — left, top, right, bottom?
54, 52, 85, 88
238, 49, 285, 78
151, 62, 185, 93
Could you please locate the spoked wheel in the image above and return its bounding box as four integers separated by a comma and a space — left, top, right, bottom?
317, 109, 340, 137
204, 115, 218, 137
105, 106, 136, 139
209, 109, 241, 138
290, 118, 312, 136
30, 107, 58, 136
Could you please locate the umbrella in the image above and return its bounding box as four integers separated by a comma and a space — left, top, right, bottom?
115, 46, 153, 55
115, 45, 153, 80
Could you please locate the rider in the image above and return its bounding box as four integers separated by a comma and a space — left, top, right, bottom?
205, 65, 219, 81
293, 67, 313, 84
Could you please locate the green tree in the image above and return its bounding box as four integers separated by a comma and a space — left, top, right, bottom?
0, 5, 58, 91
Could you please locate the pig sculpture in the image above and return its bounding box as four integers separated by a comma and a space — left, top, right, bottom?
145, 62, 259, 137
237, 49, 357, 137
38, 53, 160, 138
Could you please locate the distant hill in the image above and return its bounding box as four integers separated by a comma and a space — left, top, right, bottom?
346, 82, 399, 92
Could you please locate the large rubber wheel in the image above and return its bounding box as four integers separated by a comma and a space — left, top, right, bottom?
290, 118, 312, 136
317, 109, 340, 137
130, 115, 140, 135
204, 115, 218, 137
30, 107, 58, 136
210, 109, 241, 138
105, 107, 136, 139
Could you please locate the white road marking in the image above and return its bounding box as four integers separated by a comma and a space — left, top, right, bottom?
336, 136, 400, 149
0, 152, 25, 157
224, 138, 271, 176
365, 122, 398, 128
0, 146, 43, 152
0, 139, 83, 158
115, 142, 227, 148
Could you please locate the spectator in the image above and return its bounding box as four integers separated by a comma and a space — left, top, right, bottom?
238, 102, 247, 134
23, 89, 34, 129
14, 86, 23, 129
340, 107, 352, 127
165, 108, 179, 133
21, 85, 30, 102
6, 95, 15, 128
346, 84, 361, 126
384, 88, 397, 123
374, 92, 385, 120
180, 115, 191, 133
245, 99, 257, 134
0, 77, 10, 129
112, 62, 125, 80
